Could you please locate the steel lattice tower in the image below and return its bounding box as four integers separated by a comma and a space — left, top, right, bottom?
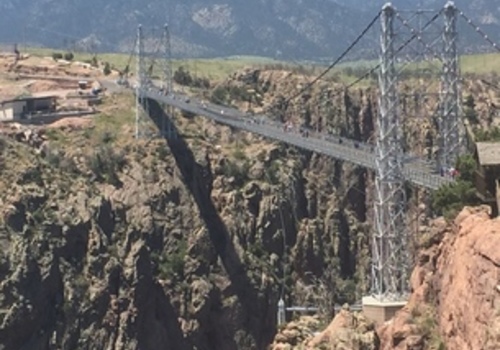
135, 24, 149, 139
371, 3, 409, 300
162, 24, 173, 95
159, 23, 176, 139
439, 2, 461, 171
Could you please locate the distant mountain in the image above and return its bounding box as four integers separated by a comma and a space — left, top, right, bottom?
0, 0, 498, 60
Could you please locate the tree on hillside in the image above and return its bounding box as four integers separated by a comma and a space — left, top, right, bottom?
91, 56, 98, 68
463, 94, 478, 124
52, 52, 63, 61
103, 62, 111, 76
174, 66, 192, 86
173, 66, 210, 88
64, 52, 74, 61
455, 154, 476, 182
431, 154, 480, 219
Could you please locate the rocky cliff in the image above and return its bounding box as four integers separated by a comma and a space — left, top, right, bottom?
0, 76, 376, 349
0, 62, 499, 349
378, 205, 500, 350
269, 206, 500, 349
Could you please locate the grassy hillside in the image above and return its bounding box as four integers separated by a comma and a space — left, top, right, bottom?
461, 53, 500, 74
23, 47, 500, 84
24, 48, 294, 81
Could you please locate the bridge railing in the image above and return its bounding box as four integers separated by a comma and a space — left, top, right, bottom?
141, 88, 453, 190
193, 97, 440, 169
276, 300, 363, 326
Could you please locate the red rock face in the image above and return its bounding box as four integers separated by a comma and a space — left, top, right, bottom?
379, 206, 500, 350
435, 207, 500, 350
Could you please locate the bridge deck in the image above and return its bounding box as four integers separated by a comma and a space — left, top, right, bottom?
142, 89, 453, 190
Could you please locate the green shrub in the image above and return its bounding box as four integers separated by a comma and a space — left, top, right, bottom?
409, 305, 446, 350
431, 154, 480, 220
152, 240, 187, 280
87, 145, 126, 186
64, 52, 74, 61
455, 154, 476, 182
222, 160, 250, 186
173, 66, 192, 86
103, 62, 112, 76
210, 86, 229, 104
232, 147, 247, 161
463, 95, 478, 124
210, 85, 252, 105
99, 131, 114, 144
52, 52, 63, 61
474, 126, 500, 142
156, 144, 169, 159
432, 180, 478, 219
59, 157, 80, 175
45, 150, 61, 167
265, 160, 280, 185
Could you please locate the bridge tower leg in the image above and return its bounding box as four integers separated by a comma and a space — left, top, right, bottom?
135, 24, 149, 139
162, 24, 173, 96
438, 1, 461, 171
363, 3, 408, 323
160, 23, 176, 139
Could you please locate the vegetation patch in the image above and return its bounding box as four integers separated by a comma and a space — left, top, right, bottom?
152, 239, 188, 281
474, 126, 500, 142
409, 305, 446, 350
86, 145, 126, 187
431, 154, 480, 220
221, 159, 251, 187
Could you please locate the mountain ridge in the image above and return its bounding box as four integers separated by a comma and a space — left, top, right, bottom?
0, 0, 498, 60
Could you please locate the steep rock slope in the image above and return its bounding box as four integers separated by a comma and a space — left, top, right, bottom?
0, 62, 499, 349
0, 79, 375, 349
270, 307, 379, 350
379, 206, 500, 350
267, 206, 500, 349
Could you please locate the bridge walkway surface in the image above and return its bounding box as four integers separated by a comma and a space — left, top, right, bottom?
139, 88, 452, 190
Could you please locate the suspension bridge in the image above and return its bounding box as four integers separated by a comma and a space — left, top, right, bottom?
102, 1, 499, 321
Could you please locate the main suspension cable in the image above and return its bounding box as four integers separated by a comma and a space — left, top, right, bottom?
293, 8, 443, 116
458, 10, 500, 52
282, 11, 382, 105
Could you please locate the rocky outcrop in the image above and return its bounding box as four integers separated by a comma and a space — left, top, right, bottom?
270, 305, 378, 350
0, 79, 374, 350
6, 66, 498, 349
270, 205, 500, 350
271, 316, 322, 349
435, 206, 500, 350
379, 206, 500, 350
307, 307, 378, 350
0, 141, 197, 349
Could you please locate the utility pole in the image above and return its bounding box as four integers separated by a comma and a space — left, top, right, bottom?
135, 24, 148, 139
370, 3, 409, 302
439, 1, 461, 172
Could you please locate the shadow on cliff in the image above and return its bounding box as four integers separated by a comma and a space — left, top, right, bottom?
131, 245, 194, 350
144, 98, 276, 349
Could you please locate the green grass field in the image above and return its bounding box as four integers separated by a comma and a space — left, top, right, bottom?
23, 47, 500, 83
460, 53, 500, 74
24, 47, 297, 81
